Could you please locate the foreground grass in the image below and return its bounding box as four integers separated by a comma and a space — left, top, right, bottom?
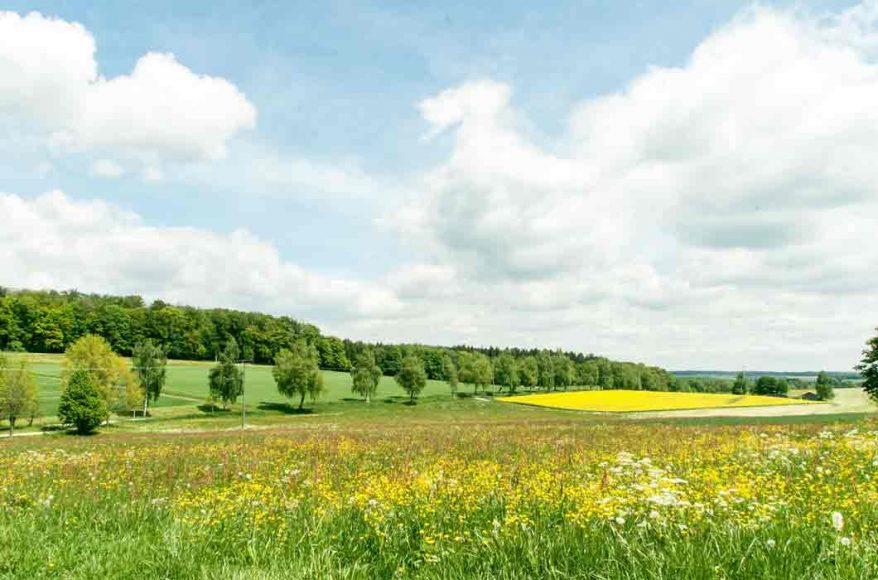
3, 417, 878, 578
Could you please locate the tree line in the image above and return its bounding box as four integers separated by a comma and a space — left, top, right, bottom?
0, 288, 676, 389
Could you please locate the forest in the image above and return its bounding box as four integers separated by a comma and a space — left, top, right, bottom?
0, 288, 685, 391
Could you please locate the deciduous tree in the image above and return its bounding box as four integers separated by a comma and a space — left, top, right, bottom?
815, 371, 835, 401
519, 356, 538, 390
274, 342, 324, 410
208, 338, 243, 409
494, 353, 519, 393
132, 339, 167, 416
443, 354, 458, 398
395, 355, 426, 403
753, 376, 788, 397
350, 350, 381, 403
0, 358, 39, 436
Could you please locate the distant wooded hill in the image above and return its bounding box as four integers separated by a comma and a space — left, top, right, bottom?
0, 288, 674, 388
673, 370, 860, 382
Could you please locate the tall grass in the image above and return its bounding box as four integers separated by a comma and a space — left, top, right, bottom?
2, 420, 877, 578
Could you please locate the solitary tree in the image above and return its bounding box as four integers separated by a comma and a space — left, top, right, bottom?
0, 359, 39, 436
274, 342, 324, 410
443, 354, 458, 399
208, 338, 244, 409
815, 371, 835, 401
396, 355, 427, 403
350, 350, 381, 403
732, 371, 748, 395
132, 339, 167, 416
494, 353, 519, 394
58, 370, 107, 435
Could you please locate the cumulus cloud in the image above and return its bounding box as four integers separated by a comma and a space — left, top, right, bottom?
391, 2, 878, 369
0, 191, 400, 321
0, 11, 256, 173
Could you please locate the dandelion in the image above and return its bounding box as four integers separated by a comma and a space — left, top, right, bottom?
766, 539, 776, 549
831, 511, 844, 532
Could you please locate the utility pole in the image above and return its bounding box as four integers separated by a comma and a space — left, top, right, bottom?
241, 359, 247, 430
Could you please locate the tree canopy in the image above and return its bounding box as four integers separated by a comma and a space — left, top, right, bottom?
273, 342, 323, 410
132, 339, 167, 415
395, 356, 427, 403
350, 350, 382, 403
208, 338, 244, 409
0, 357, 39, 435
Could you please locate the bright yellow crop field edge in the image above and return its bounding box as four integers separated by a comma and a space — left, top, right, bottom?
497, 389, 821, 413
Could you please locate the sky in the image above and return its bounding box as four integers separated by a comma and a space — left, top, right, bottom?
1, 0, 876, 371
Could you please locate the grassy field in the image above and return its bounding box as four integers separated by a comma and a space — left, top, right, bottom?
5, 352, 875, 435
4, 352, 878, 577
3, 416, 878, 578
498, 389, 819, 412
5, 352, 456, 419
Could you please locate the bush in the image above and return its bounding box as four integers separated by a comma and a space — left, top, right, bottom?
58, 370, 108, 434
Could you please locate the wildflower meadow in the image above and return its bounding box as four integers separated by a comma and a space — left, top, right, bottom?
2, 419, 877, 578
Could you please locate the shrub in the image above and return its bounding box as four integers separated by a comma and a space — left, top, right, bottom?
58, 370, 108, 434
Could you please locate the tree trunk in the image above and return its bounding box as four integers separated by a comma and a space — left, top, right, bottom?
8, 418, 13, 437
143, 396, 149, 418
299, 392, 305, 410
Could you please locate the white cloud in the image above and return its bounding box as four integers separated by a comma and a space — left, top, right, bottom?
4, 4, 878, 371
0, 11, 256, 174
90, 159, 125, 179
391, 2, 878, 369
0, 191, 400, 322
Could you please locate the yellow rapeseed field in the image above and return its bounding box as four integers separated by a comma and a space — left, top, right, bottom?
497, 389, 818, 412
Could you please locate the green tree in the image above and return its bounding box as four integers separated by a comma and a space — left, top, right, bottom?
553, 356, 574, 390
58, 370, 107, 435
537, 353, 555, 391
350, 350, 381, 403
208, 338, 243, 409
63, 334, 129, 421
0, 358, 39, 436
577, 360, 599, 388
132, 339, 167, 416
598, 359, 614, 389
519, 356, 538, 390
815, 371, 835, 401
753, 376, 788, 397
395, 355, 427, 403
471, 353, 493, 394
494, 353, 519, 393
377, 345, 403, 375
443, 354, 458, 398
732, 371, 748, 395
274, 342, 324, 410
858, 330, 878, 402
